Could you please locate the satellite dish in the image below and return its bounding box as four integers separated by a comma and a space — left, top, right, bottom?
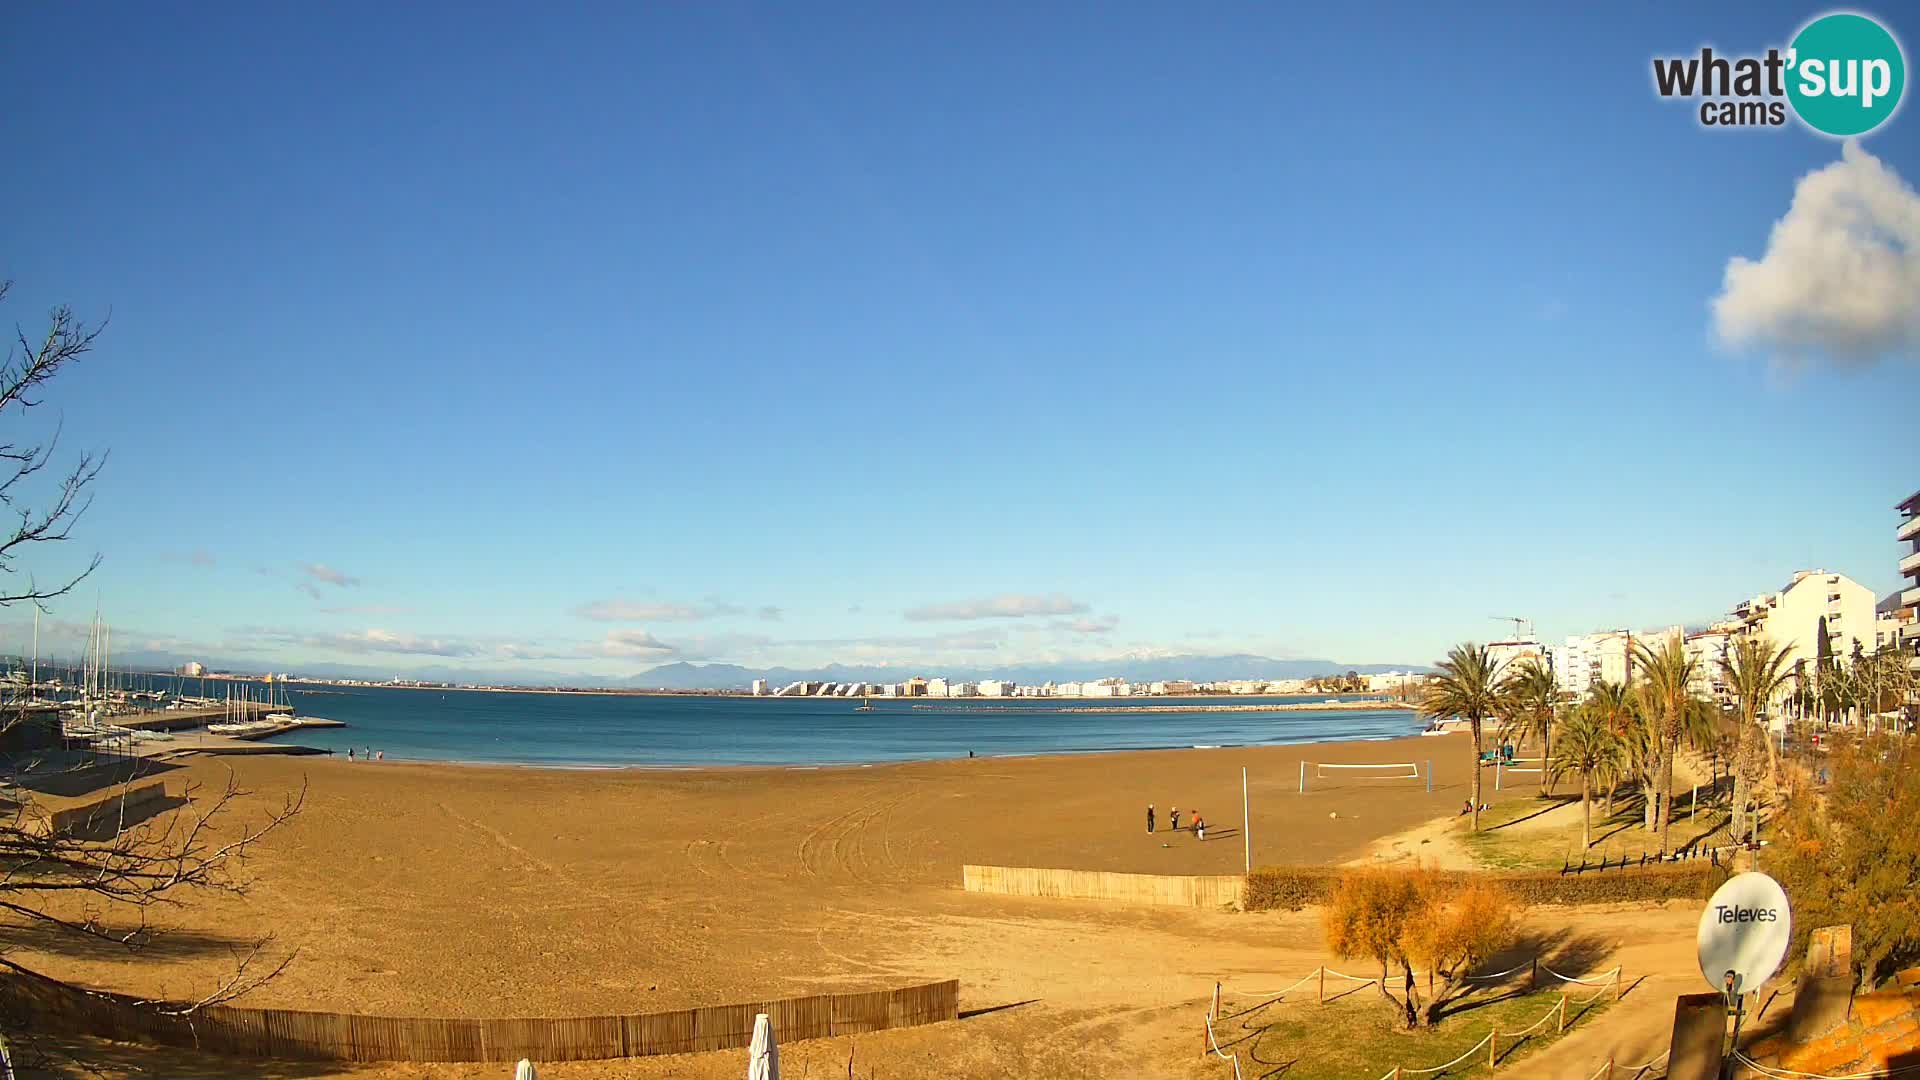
1698, 872, 1792, 995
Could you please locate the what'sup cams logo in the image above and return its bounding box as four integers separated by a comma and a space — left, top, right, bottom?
1653, 11, 1906, 135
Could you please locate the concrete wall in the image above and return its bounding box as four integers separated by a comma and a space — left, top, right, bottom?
962, 863, 1244, 909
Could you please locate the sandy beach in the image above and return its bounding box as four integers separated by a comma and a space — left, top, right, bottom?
12, 732, 1703, 1078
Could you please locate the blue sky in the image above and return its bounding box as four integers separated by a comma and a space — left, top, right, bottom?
2, 2, 1916, 678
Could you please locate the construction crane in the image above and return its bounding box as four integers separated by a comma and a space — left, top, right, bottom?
1489, 616, 1536, 642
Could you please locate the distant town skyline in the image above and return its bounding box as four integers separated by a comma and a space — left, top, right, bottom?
4, 3, 1915, 679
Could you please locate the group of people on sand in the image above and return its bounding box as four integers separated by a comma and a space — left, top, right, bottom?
346, 747, 383, 761
1145, 803, 1208, 840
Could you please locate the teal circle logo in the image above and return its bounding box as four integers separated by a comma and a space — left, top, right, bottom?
1787, 13, 1906, 136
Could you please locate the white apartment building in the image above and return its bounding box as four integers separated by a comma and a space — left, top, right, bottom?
1898, 490, 1920, 676
1055, 681, 1083, 696
1487, 638, 1547, 682
1730, 569, 1877, 722
1684, 626, 1736, 703
1732, 570, 1876, 667
976, 679, 1013, 697
750, 678, 767, 696
1364, 671, 1424, 693
926, 677, 950, 698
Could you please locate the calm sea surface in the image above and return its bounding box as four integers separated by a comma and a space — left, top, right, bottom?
258, 685, 1422, 766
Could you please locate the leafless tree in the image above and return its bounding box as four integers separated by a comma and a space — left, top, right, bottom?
0, 283, 304, 1072
0, 281, 107, 612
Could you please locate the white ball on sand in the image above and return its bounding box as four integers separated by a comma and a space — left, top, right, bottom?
1328, 811, 1338, 820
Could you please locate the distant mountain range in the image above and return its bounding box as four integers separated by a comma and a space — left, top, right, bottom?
72, 648, 1428, 690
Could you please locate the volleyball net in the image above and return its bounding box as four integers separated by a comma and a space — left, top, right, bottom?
1298, 760, 1431, 793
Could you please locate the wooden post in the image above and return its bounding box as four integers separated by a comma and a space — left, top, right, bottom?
1488, 1031, 1497, 1068
1318, 967, 1325, 1004
1530, 957, 1538, 990
1614, 970, 1623, 1002
1557, 992, 1567, 1033
1606, 1056, 1614, 1080
1691, 781, 1698, 821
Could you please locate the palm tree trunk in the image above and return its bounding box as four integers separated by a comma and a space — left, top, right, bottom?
1657, 737, 1676, 855
1642, 754, 1658, 832
1581, 774, 1592, 849
1731, 771, 1748, 843
1470, 718, 1483, 832
1540, 719, 1553, 797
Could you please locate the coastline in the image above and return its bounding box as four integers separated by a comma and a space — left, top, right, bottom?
285, 681, 1410, 702
294, 725, 1442, 774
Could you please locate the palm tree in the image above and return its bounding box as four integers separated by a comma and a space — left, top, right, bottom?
1585, 680, 1636, 818
1550, 708, 1622, 850
1721, 636, 1795, 838
1632, 633, 1699, 856
1421, 643, 1506, 832
1498, 656, 1561, 796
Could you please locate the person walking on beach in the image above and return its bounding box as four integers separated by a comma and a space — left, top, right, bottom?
1146, 804, 1155, 833
1195, 814, 1207, 842
1170, 806, 1181, 831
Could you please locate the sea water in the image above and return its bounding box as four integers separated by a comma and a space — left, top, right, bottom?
265, 686, 1421, 766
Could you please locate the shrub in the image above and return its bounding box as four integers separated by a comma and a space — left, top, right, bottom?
1243, 861, 1722, 912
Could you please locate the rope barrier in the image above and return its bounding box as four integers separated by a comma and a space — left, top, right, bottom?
1202, 1011, 1245, 1080
1400, 1032, 1495, 1075
1205, 960, 1623, 1078
1463, 960, 1534, 981
1733, 1051, 1920, 1078
1585, 1050, 1669, 1080
1214, 969, 1325, 1021
1541, 964, 1623, 986
1324, 968, 1383, 983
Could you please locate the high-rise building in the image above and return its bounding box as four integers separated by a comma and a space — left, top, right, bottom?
750, 678, 768, 696
1898, 490, 1920, 677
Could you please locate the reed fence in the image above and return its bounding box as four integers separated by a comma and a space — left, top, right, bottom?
962, 864, 1244, 909
0, 967, 957, 1062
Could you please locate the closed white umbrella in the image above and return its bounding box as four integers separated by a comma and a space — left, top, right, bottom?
514, 1060, 537, 1080
748, 1012, 780, 1080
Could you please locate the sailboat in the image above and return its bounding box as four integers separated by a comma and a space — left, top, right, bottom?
854, 697, 874, 712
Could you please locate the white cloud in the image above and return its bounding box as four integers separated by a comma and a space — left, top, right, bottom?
1713, 140, 1920, 366
575, 599, 706, 622
301, 563, 361, 588
905, 593, 1090, 621
587, 629, 681, 659
319, 604, 416, 616
573, 597, 774, 623
1054, 615, 1119, 635
299, 628, 479, 658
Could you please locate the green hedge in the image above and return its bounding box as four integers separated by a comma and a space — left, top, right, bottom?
1242, 862, 1727, 912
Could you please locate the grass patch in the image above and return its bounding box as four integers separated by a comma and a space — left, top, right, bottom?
1209, 984, 1612, 1079
1459, 789, 1734, 872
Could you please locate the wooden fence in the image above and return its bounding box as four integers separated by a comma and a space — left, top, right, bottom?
0, 967, 958, 1062
963, 864, 1244, 909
